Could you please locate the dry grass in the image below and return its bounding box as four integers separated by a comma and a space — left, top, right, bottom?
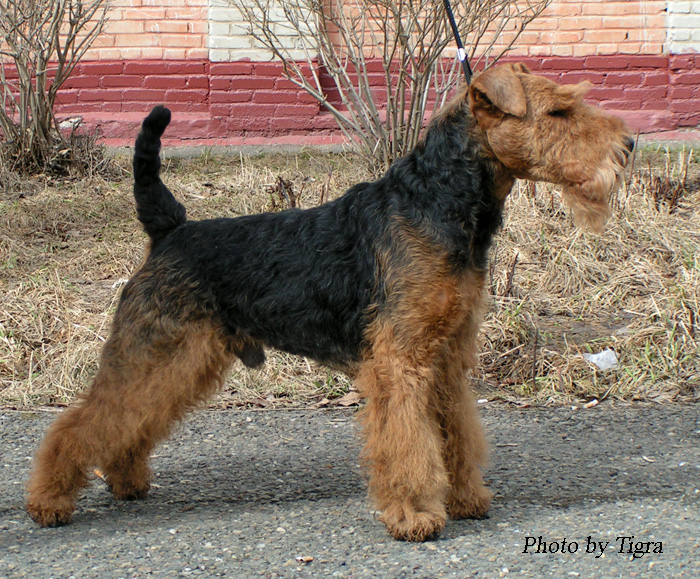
1, 146, 698, 408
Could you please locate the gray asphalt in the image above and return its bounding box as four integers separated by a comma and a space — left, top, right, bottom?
1, 405, 698, 578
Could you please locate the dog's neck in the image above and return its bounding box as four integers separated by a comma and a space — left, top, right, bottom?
380, 100, 508, 272
407, 96, 515, 204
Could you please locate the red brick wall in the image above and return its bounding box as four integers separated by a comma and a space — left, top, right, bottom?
47, 54, 699, 145
3, 1, 697, 145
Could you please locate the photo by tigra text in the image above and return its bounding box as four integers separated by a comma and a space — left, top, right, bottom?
522, 536, 663, 559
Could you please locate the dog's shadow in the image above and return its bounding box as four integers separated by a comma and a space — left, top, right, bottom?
28, 407, 691, 541
91, 408, 689, 528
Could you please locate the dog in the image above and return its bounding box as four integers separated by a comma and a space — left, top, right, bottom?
27, 62, 633, 541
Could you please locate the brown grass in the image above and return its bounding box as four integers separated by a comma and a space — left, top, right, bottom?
1, 146, 698, 408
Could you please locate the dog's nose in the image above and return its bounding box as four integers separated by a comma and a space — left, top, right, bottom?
623, 136, 635, 153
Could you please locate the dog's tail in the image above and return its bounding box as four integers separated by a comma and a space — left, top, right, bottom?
133, 106, 186, 243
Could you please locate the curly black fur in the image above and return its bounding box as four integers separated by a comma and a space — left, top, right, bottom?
129, 101, 503, 367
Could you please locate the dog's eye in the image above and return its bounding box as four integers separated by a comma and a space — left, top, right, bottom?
548, 109, 568, 118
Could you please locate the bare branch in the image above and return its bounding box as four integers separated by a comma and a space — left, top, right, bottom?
0, 0, 109, 172
229, 0, 550, 172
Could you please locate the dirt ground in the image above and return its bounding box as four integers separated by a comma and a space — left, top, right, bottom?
1, 145, 698, 408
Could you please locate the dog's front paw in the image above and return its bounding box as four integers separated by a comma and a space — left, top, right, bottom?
380, 504, 446, 542
27, 496, 75, 528
108, 480, 150, 501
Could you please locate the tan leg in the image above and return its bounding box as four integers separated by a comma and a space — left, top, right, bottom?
433, 319, 492, 520
357, 351, 449, 542
436, 362, 492, 519
26, 320, 233, 527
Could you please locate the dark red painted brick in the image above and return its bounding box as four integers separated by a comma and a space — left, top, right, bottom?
297, 90, 319, 104
627, 56, 668, 69
228, 103, 279, 117
79, 62, 124, 75
252, 62, 285, 76
162, 102, 209, 114
209, 104, 233, 117
560, 71, 605, 85
232, 78, 276, 90
275, 103, 319, 117
164, 89, 208, 102
210, 77, 232, 90
585, 56, 631, 70
370, 88, 388, 104
605, 72, 644, 86
122, 102, 157, 113
509, 57, 545, 71
54, 92, 79, 104
669, 54, 696, 70
640, 100, 670, 111
671, 71, 700, 85
225, 113, 271, 131
56, 104, 85, 113
274, 77, 301, 90
642, 72, 669, 87
677, 113, 700, 127
585, 86, 626, 100
622, 87, 667, 101
102, 75, 146, 88
313, 113, 341, 131
144, 76, 188, 89
273, 116, 318, 131
364, 59, 387, 73
252, 90, 302, 104
210, 91, 252, 103
121, 88, 167, 101
209, 62, 254, 75
186, 76, 209, 89
62, 76, 100, 89
671, 100, 700, 113
366, 73, 386, 86
541, 57, 585, 70
164, 61, 208, 74
122, 61, 172, 75
599, 99, 643, 110
101, 103, 122, 113
78, 90, 124, 102
670, 86, 696, 100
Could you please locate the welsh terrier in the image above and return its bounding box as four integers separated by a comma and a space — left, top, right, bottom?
27, 63, 633, 541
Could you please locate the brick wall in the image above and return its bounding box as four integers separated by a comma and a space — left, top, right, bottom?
668, 1, 700, 52
15, 1, 700, 143
90, 1, 669, 62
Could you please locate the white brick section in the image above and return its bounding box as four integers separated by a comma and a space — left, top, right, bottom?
668, 1, 700, 52
208, 0, 316, 62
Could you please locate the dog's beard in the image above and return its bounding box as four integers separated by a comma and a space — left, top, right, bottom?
561, 165, 624, 232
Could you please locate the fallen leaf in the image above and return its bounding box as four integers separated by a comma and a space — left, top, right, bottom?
335, 392, 361, 407
314, 398, 331, 408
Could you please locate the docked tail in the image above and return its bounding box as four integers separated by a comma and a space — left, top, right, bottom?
133, 106, 186, 243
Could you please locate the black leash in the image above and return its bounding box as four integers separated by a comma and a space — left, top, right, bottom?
441, 0, 472, 84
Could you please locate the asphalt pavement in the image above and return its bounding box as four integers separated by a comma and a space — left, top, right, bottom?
1, 405, 698, 578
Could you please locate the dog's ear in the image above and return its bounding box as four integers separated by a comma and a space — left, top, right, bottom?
552, 81, 592, 110
469, 64, 527, 130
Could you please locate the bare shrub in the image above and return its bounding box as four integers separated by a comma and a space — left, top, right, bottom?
231, 0, 550, 172
0, 0, 109, 174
